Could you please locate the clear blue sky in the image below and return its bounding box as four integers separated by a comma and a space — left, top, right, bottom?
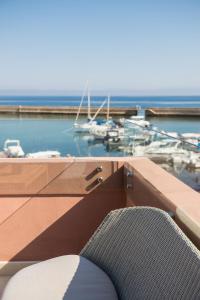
0, 0, 200, 95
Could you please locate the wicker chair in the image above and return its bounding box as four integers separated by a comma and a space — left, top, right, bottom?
81, 207, 200, 299
2, 207, 200, 299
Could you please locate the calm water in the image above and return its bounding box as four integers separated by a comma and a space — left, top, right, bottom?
0, 95, 199, 191
0, 114, 199, 156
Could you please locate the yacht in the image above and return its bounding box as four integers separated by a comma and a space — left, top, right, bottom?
3, 139, 25, 158
124, 115, 150, 128
132, 139, 188, 158
26, 150, 61, 158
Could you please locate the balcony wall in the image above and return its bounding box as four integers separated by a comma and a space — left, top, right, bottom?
0, 157, 200, 265
124, 158, 200, 248
0, 158, 125, 261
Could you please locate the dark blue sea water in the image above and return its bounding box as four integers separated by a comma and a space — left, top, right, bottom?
0, 95, 200, 108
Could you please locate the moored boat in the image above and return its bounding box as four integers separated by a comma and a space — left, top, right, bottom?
3, 139, 25, 158
26, 150, 61, 158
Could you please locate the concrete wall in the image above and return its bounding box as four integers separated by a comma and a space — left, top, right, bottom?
0, 106, 138, 116
146, 107, 200, 117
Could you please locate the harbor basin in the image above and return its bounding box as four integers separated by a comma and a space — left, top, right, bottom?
0, 113, 199, 191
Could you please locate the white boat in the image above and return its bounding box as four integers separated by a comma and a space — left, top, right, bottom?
104, 128, 125, 142
89, 121, 116, 139
161, 131, 180, 139
146, 140, 187, 155
89, 125, 107, 139
180, 133, 200, 149
184, 138, 200, 147
124, 115, 150, 128
187, 152, 200, 168
191, 153, 200, 169
74, 120, 97, 133
26, 151, 61, 158
171, 151, 200, 169
74, 84, 110, 133
74, 83, 94, 133
89, 96, 117, 139
132, 139, 188, 157
181, 133, 200, 139
3, 139, 25, 158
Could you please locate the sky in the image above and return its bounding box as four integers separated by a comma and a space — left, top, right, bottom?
0, 0, 200, 95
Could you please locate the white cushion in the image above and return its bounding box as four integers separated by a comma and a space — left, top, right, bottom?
2, 255, 118, 300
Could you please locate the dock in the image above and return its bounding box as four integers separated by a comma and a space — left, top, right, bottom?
0, 105, 137, 116
146, 108, 200, 117
0, 106, 199, 117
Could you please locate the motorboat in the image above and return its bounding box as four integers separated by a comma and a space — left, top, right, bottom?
124, 115, 150, 128
3, 139, 25, 158
183, 151, 200, 169
74, 119, 97, 133
181, 133, 200, 139
187, 152, 200, 168
171, 151, 200, 169
160, 131, 180, 139
26, 151, 61, 158
131, 139, 188, 158
104, 128, 125, 143
103, 128, 125, 151
146, 140, 188, 155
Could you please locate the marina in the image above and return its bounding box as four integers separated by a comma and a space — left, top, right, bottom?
0, 111, 199, 191
1, 1, 200, 298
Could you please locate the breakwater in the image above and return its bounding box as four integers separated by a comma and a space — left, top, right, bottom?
0, 106, 200, 117
0, 105, 137, 116
146, 108, 200, 117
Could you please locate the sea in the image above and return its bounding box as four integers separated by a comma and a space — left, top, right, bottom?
0, 95, 200, 108
0, 95, 199, 191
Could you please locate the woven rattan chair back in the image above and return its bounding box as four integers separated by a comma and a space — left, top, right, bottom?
81, 207, 200, 300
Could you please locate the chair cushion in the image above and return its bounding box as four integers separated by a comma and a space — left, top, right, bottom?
2, 255, 118, 300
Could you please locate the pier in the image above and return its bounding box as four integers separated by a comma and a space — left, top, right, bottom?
146, 108, 200, 117
0, 105, 137, 116
0, 106, 199, 117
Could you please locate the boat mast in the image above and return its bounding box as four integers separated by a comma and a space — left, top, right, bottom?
107, 95, 110, 121
75, 81, 88, 124
91, 98, 107, 121
87, 88, 91, 120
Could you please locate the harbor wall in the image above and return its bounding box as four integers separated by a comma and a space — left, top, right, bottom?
0, 105, 137, 116
146, 107, 200, 117
0, 105, 199, 117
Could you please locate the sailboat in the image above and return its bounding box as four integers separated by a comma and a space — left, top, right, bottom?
89, 95, 118, 139
73, 83, 96, 133
74, 85, 113, 134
